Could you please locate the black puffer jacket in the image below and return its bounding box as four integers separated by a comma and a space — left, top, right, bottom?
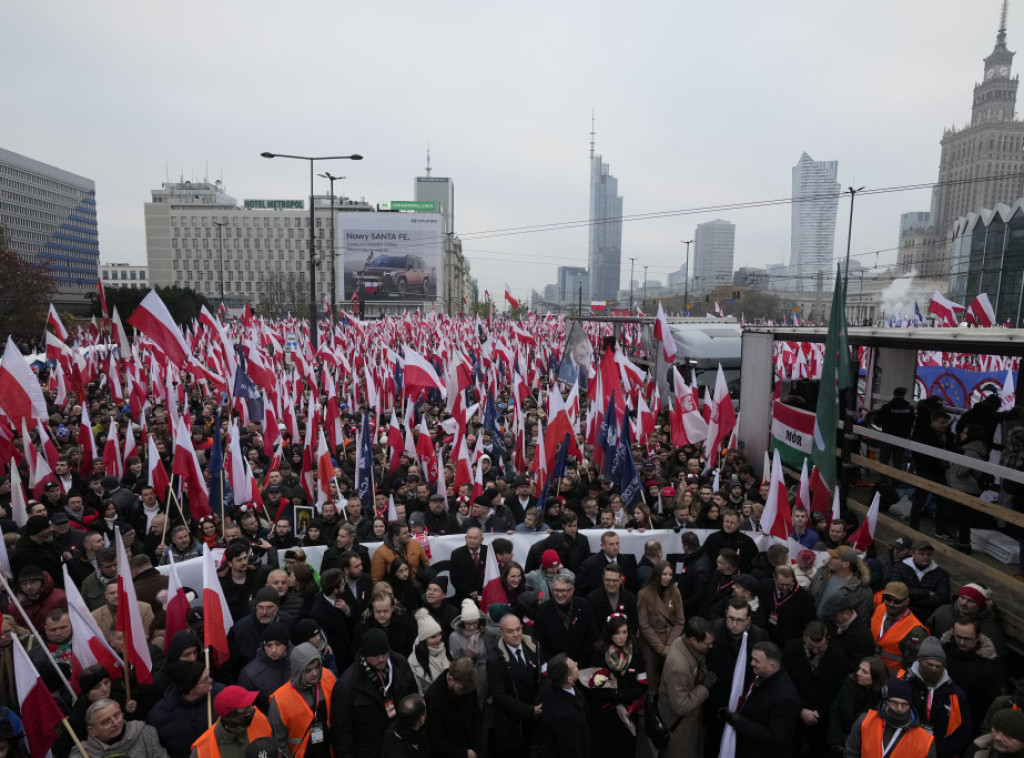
331, 654, 418, 758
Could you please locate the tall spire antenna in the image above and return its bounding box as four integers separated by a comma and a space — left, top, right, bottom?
589, 109, 596, 159
425, 144, 432, 177
999, 0, 1009, 42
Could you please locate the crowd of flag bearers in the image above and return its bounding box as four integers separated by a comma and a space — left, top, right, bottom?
0, 284, 1021, 758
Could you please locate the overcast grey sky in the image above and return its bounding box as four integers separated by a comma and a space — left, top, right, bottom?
4, 1, 1015, 303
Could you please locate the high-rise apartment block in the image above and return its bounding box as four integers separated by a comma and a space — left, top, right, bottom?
693, 219, 735, 291
790, 152, 840, 292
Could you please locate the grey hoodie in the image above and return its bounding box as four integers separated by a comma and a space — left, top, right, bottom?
267, 642, 326, 755
70, 720, 168, 758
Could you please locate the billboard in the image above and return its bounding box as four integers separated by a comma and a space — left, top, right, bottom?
339, 212, 443, 301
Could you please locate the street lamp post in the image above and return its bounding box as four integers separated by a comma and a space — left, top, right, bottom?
260, 151, 362, 351
628, 257, 637, 313
319, 172, 346, 325
839, 184, 864, 506
642, 265, 648, 309
843, 186, 865, 306
681, 240, 693, 316
213, 220, 227, 307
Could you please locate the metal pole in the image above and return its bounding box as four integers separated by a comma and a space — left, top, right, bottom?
578, 274, 583, 316
681, 240, 693, 316
308, 159, 317, 351
213, 220, 227, 307
843, 186, 865, 315
628, 256, 637, 313
643, 265, 648, 308
329, 181, 336, 324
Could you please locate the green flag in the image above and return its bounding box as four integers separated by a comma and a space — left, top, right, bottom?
811, 265, 853, 489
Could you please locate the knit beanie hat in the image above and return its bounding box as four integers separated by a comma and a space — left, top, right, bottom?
361, 628, 390, 657
17, 565, 44, 584
24, 516, 51, 537
262, 622, 290, 646
78, 666, 111, 695
958, 583, 989, 609
253, 586, 280, 606
414, 607, 442, 643
916, 636, 947, 663
993, 708, 1024, 743
460, 598, 481, 624
170, 660, 207, 694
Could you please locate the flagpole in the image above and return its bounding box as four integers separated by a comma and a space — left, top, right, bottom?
123, 663, 132, 704
205, 647, 213, 727
62, 717, 90, 758
0, 573, 77, 702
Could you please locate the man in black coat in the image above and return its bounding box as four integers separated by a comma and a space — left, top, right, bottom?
331, 628, 418, 758
705, 599, 770, 757
719, 641, 801, 758
701, 509, 759, 574
821, 591, 876, 675
449, 527, 488, 604
532, 571, 598, 662
670, 531, 713, 618
379, 694, 430, 758
558, 512, 592, 573
309, 566, 358, 672
424, 659, 484, 758
11, 515, 65, 589
585, 563, 638, 635
487, 614, 542, 758
781, 621, 846, 757
575, 531, 638, 595
759, 565, 816, 647
539, 654, 591, 758
423, 494, 461, 536
875, 387, 916, 480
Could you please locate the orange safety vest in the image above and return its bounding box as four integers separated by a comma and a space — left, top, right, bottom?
270, 671, 337, 758
191, 710, 273, 758
860, 710, 934, 758
870, 605, 926, 673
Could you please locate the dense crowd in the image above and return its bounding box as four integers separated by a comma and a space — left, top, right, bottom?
1, 344, 1023, 758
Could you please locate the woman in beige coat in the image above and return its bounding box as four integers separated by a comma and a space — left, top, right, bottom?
636, 560, 684, 689
659, 617, 715, 756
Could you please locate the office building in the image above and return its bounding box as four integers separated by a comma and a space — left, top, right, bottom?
693, 219, 735, 291
100, 262, 149, 289
790, 152, 840, 292
0, 147, 99, 313
144, 179, 472, 315
414, 156, 455, 235
667, 265, 687, 292
557, 265, 588, 304
587, 125, 623, 303
906, 3, 1024, 277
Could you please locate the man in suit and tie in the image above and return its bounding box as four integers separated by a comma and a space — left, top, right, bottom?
540, 653, 591, 758
487, 613, 542, 758
450, 527, 488, 603
576, 531, 638, 596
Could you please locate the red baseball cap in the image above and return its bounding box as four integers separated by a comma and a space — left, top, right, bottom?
214, 685, 259, 717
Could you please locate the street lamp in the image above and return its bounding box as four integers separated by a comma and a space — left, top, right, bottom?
319, 171, 346, 324
681, 240, 693, 316
260, 151, 362, 350
842, 186, 865, 305
628, 256, 637, 313
213, 220, 228, 307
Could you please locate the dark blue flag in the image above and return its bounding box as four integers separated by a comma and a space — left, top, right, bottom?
207, 407, 225, 515
536, 433, 571, 515
597, 391, 619, 480
484, 393, 507, 466
611, 412, 643, 509
232, 366, 265, 422
355, 413, 374, 510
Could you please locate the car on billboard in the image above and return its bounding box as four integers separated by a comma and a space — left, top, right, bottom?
354, 254, 435, 297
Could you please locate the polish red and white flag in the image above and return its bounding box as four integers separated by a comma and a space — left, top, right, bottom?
163, 554, 191, 656
46, 303, 69, 341
403, 346, 446, 398
965, 293, 996, 328
928, 290, 964, 327
171, 416, 212, 519
760, 451, 793, 541
0, 337, 47, 429
147, 435, 170, 502
203, 544, 233, 666
654, 303, 677, 361
13, 635, 66, 758
127, 289, 190, 366
63, 565, 123, 678
849, 491, 880, 551
115, 531, 153, 683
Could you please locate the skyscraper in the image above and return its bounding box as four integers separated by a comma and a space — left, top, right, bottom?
587, 121, 623, 302
790, 152, 840, 291
907, 0, 1024, 278
693, 219, 735, 291
414, 150, 455, 235
0, 147, 99, 311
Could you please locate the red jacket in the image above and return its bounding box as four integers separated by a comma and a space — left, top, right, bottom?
5, 570, 67, 631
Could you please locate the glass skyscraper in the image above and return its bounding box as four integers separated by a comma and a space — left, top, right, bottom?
588, 148, 623, 303
790, 152, 840, 292
949, 202, 1024, 326
693, 219, 735, 291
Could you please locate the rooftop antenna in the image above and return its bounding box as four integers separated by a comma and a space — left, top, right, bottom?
165, 160, 169, 184
204, 159, 209, 183
999, 0, 1009, 42
425, 144, 432, 177
589, 109, 596, 159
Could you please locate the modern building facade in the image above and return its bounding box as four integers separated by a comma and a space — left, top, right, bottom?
790, 152, 840, 292
557, 265, 588, 304
414, 177, 455, 236
948, 198, 1024, 326
100, 262, 149, 289
144, 179, 473, 315
0, 147, 99, 313
904, 4, 1024, 278
587, 134, 623, 303
693, 219, 735, 291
